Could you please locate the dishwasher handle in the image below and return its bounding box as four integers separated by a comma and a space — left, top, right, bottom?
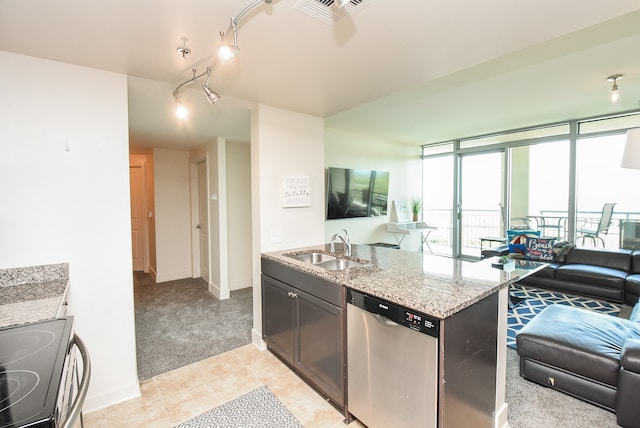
372, 313, 400, 327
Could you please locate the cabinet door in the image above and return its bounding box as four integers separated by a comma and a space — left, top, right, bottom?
262, 275, 295, 364
296, 288, 345, 406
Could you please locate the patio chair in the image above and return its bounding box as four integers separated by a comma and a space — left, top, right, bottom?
576, 202, 616, 247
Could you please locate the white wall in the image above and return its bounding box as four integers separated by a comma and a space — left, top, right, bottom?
227, 142, 252, 290
153, 148, 192, 282
324, 128, 423, 250
251, 105, 325, 345
0, 51, 139, 411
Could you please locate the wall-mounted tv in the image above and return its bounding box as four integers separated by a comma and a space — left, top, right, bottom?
326, 167, 390, 219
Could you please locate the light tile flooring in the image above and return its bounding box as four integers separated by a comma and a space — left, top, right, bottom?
84, 344, 364, 428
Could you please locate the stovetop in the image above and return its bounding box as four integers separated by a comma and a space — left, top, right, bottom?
0, 318, 74, 428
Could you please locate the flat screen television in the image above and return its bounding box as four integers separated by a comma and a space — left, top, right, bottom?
326, 167, 390, 219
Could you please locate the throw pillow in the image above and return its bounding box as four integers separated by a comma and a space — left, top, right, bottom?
524, 236, 555, 261
507, 229, 540, 256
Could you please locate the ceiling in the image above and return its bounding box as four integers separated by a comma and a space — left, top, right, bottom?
2, 0, 640, 150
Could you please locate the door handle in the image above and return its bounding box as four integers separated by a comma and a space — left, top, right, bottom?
196, 224, 201, 229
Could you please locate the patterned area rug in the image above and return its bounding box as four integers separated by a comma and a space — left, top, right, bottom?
507, 283, 621, 348
174, 386, 302, 428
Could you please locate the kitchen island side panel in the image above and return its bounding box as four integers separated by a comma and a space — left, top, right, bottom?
440, 291, 499, 428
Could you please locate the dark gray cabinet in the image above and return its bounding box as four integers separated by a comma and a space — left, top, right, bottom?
261, 257, 346, 408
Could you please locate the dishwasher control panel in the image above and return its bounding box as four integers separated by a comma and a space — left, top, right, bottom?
347, 288, 439, 337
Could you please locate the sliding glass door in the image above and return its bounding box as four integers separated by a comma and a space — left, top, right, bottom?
459, 151, 504, 258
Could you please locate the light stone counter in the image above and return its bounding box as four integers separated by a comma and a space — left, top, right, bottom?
263, 243, 529, 319
0, 263, 69, 328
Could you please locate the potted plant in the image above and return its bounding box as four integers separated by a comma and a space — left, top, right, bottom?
410, 197, 422, 222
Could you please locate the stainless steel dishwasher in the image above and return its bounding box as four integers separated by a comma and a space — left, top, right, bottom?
347, 288, 439, 428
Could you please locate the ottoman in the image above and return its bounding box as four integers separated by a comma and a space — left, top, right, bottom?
516, 304, 639, 411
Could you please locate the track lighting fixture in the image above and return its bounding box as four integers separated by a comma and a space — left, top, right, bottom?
608, 74, 623, 110
218, 21, 240, 61
172, 0, 274, 117
202, 67, 220, 104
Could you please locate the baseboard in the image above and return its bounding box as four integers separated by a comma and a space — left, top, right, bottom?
252, 328, 266, 350
82, 379, 141, 414
494, 402, 509, 428
147, 265, 157, 282
208, 282, 231, 300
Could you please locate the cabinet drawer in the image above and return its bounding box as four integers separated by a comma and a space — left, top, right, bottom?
261, 257, 343, 307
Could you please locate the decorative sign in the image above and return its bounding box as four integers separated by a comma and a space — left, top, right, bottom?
282, 176, 311, 208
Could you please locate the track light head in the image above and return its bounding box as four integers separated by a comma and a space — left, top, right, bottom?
203, 85, 221, 104
218, 19, 240, 61
608, 74, 623, 110
176, 103, 188, 119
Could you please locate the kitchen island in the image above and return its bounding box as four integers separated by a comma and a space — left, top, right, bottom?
262, 244, 536, 428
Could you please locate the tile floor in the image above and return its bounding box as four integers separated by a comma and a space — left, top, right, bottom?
84, 344, 364, 428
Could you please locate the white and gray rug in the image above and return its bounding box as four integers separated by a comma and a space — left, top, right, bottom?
174, 386, 302, 428
507, 283, 621, 348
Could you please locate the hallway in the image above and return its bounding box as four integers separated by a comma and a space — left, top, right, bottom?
134, 272, 252, 380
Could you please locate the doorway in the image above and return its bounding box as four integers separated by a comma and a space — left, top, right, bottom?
197, 160, 210, 282
458, 151, 505, 258
129, 156, 148, 272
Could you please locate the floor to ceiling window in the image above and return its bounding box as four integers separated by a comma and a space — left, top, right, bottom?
422, 151, 454, 256
421, 110, 640, 258
509, 140, 570, 241
576, 116, 640, 249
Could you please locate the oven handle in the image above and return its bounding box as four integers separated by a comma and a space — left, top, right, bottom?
63, 334, 91, 428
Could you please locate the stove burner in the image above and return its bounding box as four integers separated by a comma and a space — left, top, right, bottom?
0, 370, 40, 426
0, 330, 56, 366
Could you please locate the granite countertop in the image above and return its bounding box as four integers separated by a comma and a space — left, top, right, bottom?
263, 244, 531, 319
0, 263, 69, 329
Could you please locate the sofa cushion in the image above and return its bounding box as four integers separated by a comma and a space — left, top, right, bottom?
626, 275, 640, 307
621, 339, 640, 373
631, 251, 640, 274
564, 247, 632, 272
555, 264, 627, 291
517, 305, 640, 387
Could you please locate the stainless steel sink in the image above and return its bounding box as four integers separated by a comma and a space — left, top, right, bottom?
286, 252, 336, 264
285, 251, 368, 271
316, 258, 366, 271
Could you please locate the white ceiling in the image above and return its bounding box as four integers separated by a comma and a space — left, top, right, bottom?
2, 0, 640, 150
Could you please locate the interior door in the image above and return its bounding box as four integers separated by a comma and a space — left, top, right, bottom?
129, 165, 145, 271
197, 161, 209, 281
459, 151, 504, 258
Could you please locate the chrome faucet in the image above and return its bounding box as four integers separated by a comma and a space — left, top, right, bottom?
330, 229, 351, 256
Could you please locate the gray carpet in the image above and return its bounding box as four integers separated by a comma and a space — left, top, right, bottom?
506, 347, 618, 427
134, 272, 253, 381
173, 386, 302, 428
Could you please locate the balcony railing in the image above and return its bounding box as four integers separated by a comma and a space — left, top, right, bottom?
422, 208, 640, 254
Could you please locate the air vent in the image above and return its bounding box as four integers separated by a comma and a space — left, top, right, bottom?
294, 0, 372, 25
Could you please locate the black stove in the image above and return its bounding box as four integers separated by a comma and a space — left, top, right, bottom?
0, 318, 75, 428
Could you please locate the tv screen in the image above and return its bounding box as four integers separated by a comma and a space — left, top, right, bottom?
326, 167, 390, 219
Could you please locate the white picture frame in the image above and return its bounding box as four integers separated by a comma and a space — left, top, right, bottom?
282, 176, 311, 208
